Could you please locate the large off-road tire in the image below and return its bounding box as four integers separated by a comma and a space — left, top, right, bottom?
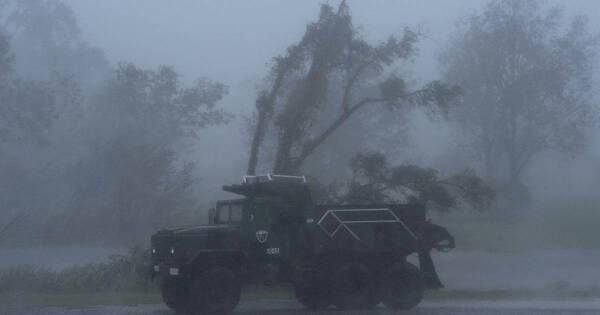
293, 269, 331, 310
331, 262, 378, 310
188, 267, 241, 315
381, 262, 424, 310
160, 277, 190, 314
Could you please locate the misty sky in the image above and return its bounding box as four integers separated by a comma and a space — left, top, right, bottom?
60, 0, 600, 202
62, 1, 484, 93
63, 1, 600, 93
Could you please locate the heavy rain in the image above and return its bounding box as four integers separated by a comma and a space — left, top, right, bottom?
1, 1, 600, 314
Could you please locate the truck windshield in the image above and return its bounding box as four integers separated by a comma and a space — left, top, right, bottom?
230, 203, 243, 222
217, 202, 244, 224
249, 197, 284, 227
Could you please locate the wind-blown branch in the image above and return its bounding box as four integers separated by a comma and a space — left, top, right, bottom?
295, 83, 452, 167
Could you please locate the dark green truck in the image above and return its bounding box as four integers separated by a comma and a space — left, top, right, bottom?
150, 175, 454, 314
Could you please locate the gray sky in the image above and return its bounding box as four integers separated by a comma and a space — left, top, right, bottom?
64, 0, 600, 112
65, 1, 482, 94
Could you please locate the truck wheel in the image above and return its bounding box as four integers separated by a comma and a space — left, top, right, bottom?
332, 262, 377, 309
188, 267, 241, 315
160, 277, 190, 314
381, 262, 424, 310
293, 270, 331, 309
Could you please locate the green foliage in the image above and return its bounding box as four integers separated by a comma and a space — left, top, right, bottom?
0, 29, 66, 145
447, 168, 496, 210
3, 0, 110, 90
0, 246, 154, 294
0, 2, 229, 245
50, 63, 230, 243
342, 152, 494, 212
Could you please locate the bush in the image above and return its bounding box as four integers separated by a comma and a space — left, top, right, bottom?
0, 246, 156, 294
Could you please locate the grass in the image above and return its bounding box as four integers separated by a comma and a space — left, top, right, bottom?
431, 200, 600, 252
0, 292, 162, 310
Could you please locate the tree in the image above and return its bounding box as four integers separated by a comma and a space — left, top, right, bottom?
2, 0, 110, 90
247, 1, 461, 175
441, 0, 597, 207
0, 31, 59, 146
332, 152, 494, 213
0, 27, 83, 242
61, 64, 228, 243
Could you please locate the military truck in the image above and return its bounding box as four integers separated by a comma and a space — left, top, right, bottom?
150, 174, 454, 314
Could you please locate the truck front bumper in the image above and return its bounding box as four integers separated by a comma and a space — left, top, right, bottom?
153, 263, 182, 277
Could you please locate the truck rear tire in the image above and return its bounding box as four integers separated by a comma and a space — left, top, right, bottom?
332, 262, 378, 309
381, 262, 424, 310
160, 277, 190, 314
188, 267, 241, 315
293, 269, 331, 309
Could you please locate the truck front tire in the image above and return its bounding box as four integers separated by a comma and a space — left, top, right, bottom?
188, 267, 241, 315
160, 277, 190, 314
331, 262, 378, 309
381, 262, 424, 310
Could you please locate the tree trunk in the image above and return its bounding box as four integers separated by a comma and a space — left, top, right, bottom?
272, 3, 350, 175
273, 57, 329, 175
247, 95, 268, 175
246, 64, 287, 175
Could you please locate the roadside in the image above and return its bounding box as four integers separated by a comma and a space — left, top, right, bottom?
3, 287, 600, 311
6, 298, 600, 315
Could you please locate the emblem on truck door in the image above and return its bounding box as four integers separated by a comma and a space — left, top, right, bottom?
256, 230, 269, 243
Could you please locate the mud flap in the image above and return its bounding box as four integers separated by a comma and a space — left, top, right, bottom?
418, 251, 444, 289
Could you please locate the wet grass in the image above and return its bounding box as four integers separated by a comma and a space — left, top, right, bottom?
0, 292, 162, 310
432, 201, 600, 252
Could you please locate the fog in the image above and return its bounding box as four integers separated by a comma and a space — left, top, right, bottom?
1, 0, 600, 313
61, 0, 600, 206
0, 0, 597, 247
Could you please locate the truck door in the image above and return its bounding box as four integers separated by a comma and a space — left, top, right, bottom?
245, 197, 292, 267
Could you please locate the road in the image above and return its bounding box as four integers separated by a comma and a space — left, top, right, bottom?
8, 299, 600, 315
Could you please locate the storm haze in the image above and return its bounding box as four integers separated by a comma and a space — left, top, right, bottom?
1, 1, 600, 314
59, 0, 600, 207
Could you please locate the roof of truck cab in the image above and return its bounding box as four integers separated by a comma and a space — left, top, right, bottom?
222, 181, 312, 202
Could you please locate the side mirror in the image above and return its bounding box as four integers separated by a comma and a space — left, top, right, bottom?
208, 207, 216, 224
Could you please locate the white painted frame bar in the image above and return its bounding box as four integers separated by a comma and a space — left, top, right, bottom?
317, 208, 418, 241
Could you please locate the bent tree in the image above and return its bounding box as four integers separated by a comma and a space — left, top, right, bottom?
247, 1, 460, 175
339, 152, 494, 213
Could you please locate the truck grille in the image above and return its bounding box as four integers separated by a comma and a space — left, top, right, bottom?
151, 233, 173, 263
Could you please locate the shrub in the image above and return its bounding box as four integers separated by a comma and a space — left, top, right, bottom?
0, 246, 156, 294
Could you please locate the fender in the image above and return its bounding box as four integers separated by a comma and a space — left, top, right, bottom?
417, 223, 455, 289
427, 223, 455, 251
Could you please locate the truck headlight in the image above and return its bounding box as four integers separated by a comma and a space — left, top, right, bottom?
170, 247, 175, 255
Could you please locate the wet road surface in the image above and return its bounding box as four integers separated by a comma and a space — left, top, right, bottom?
8, 299, 600, 315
